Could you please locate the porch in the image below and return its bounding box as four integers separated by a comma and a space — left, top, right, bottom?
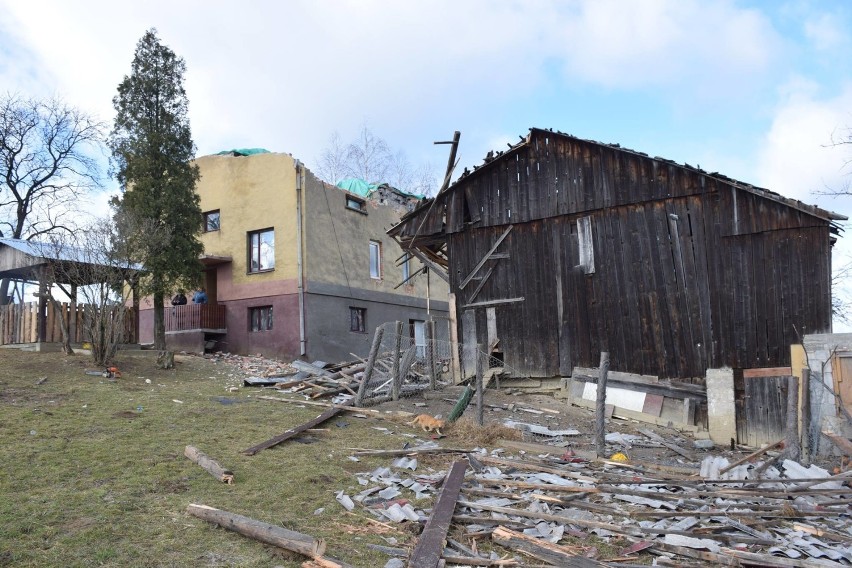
165, 304, 226, 333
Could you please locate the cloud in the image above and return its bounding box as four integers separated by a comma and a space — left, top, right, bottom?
755, 79, 852, 207
804, 9, 850, 52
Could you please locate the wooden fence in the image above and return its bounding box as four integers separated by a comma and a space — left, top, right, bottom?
0, 302, 137, 346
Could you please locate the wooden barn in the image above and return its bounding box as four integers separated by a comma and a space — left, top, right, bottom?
389, 128, 845, 381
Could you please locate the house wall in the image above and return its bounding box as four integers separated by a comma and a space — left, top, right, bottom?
197, 152, 299, 285
442, 133, 833, 380
801, 333, 852, 456
300, 169, 450, 359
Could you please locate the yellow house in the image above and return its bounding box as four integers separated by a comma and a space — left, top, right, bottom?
137, 149, 449, 361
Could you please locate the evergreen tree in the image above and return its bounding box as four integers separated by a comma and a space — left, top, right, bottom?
109, 29, 202, 353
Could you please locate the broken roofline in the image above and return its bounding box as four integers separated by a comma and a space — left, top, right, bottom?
389, 127, 847, 238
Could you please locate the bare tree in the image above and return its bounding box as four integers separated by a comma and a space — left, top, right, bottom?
314, 125, 439, 195
0, 94, 105, 304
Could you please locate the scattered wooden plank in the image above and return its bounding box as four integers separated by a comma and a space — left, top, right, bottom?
242, 407, 343, 456
184, 445, 234, 484
477, 455, 597, 484
491, 525, 603, 566
409, 459, 468, 568
255, 395, 414, 419
743, 367, 792, 378
570, 397, 698, 432
348, 447, 472, 457
186, 503, 328, 560
717, 439, 784, 475
496, 438, 595, 460
637, 428, 694, 461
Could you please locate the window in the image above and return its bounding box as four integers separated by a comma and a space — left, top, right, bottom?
249, 306, 273, 332
410, 319, 426, 358
350, 307, 366, 333
577, 216, 595, 275
248, 228, 275, 273
369, 240, 382, 279
203, 210, 220, 232
402, 254, 411, 282
346, 195, 366, 213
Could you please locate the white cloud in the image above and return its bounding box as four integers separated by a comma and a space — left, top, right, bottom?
755, 80, 852, 208
804, 10, 850, 52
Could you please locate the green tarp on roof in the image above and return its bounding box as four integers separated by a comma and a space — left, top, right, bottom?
215, 148, 270, 156
335, 178, 425, 200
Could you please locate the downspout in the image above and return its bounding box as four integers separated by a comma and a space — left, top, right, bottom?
295, 160, 307, 356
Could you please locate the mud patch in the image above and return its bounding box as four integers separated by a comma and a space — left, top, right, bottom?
112, 411, 139, 419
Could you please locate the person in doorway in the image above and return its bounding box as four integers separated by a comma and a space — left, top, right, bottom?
171, 290, 187, 306
192, 288, 208, 304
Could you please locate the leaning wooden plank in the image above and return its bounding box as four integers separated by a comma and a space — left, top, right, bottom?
821, 430, 852, 457
459, 225, 513, 289
717, 439, 784, 475
491, 525, 603, 566
242, 407, 343, 456
636, 428, 695, 461
184, 445, 234, 484
186, 503, 327, 559
408, 459, 468, 568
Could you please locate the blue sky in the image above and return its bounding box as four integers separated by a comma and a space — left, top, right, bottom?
2, 0, 852, 317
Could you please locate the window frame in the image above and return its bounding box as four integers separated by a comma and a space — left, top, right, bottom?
203, 210, 221, 232
345, 195, 367, 214
369, 240, 382, 280
247, 228, 275, 274
349, 307, 366, 333
249, 305, 273, 332
401, 254, 411, 283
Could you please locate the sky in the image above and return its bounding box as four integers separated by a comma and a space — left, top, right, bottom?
2, 0, 852, 320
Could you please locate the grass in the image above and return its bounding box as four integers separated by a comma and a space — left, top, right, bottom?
0, 349, 439, 567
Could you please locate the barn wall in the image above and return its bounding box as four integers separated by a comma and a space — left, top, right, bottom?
450, 191, 833, 379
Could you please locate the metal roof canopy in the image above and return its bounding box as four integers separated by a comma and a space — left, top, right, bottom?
0, 238, 141, 286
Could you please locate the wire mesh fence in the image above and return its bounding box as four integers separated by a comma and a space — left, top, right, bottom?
353, 320, 518, 409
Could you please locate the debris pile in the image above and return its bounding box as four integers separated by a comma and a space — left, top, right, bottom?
243, 359, 365, 400
335, 435, 852, 566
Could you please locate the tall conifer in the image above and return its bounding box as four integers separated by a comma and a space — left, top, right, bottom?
110, 29, 202, 352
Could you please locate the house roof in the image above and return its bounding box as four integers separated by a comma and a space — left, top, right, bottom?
395, 127, 847, 231
213, 148, 271, 157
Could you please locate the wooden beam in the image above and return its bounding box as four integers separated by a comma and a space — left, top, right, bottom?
717, 439, 784, 475
491, 526, 604, 566
466, 266, 495, 304
461, 297, 524, 310
743, 367, 793, 378
186, 503, 327, 559
407, 248, 449, 283
242, 407, 343, 455
459, 225, 513, 290
408, 459, 468, 568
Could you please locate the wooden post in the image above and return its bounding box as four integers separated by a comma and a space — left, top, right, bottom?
37, 281, 48, 343
426, 319, 437, 390
69, 284, 77, 343
390, 320, 403, 401
784, 375, 800, 460
448, 293, 461, 383
801, 368, 811, 466
397, 345, 417, 396
475, 345, 484, 426
354, 324, 384, 406
595, 352, 610, 458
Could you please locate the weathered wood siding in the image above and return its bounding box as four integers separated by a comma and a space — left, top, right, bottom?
446, 132, 833, 379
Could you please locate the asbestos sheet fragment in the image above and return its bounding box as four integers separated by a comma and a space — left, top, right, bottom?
335, 490, 355, 511
768, 546, 803, 559
781, 459, 842, 489
528, 472, 576, 486
503, 420, 580, 437
378, 486, 401, 500
392, 456, 417, 471
664, 534, 720, 552
380, 503, 420, 522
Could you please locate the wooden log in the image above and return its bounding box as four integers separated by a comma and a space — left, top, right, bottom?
491, 525, 604, 566
717, 439, 784, 476
184, 445, 234, 484
242, 406, 343, 455
409, 459, 468, 568
595, 352, 609, 457
186, 503, 326, 558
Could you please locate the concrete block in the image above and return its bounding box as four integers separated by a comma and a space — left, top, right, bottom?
706, 368, 736, 445
693, 439, 715, 449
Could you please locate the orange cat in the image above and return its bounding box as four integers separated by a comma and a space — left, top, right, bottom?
408, 414, 446, 436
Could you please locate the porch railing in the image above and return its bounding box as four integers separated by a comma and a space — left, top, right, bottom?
165, 304, 226, 332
